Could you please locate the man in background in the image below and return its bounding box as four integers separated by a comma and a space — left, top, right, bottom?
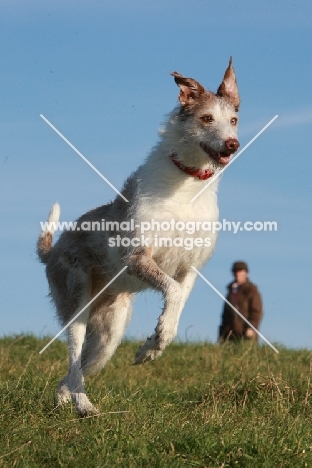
218, 261, 263, 343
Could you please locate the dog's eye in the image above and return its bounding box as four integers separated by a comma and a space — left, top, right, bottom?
201, 115, 214, 124
230, 117, 238, 126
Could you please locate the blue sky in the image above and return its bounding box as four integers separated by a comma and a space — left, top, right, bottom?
1, 0, 312, 350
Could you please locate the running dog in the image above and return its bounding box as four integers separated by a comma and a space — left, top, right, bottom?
37, 58, 240, 416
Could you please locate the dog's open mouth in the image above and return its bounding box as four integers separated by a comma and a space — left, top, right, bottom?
200, 143, 233, 166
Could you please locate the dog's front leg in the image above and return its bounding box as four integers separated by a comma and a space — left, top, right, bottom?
128, 249, 196, 364
154, 267, 198, 348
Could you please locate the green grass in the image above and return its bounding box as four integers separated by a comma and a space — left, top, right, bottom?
0, 336, 312, 467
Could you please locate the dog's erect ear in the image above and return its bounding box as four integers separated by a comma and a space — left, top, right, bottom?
171, 71, 205, 106
217, 57, 240, 111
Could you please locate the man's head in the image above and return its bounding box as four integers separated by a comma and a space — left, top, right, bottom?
232, 261, 248, 284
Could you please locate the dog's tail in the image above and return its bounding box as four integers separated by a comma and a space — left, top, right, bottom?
37, 203, 60, 264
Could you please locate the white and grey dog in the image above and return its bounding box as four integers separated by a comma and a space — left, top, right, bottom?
37, 58, 240, 416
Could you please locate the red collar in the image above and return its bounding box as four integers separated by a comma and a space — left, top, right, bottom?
169, 154, 214, 180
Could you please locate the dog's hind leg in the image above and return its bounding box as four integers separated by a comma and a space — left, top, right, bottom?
66, 306, 101, 416
81, 293, 132, 377
57, 309, 95, 415
56, 288, 98, 416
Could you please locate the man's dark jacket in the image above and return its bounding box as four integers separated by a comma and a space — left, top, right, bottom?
219, 280, 263, 342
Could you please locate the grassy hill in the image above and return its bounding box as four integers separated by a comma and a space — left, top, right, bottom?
0, 336, 311, 467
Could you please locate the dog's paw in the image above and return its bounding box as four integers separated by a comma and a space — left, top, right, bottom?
57, 390, 71, 406
133, 334, 163, 365
74, 393, 99, 418
57, 379, 71, 405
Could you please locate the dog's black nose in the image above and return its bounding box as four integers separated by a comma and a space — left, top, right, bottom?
225, 138, 240, 153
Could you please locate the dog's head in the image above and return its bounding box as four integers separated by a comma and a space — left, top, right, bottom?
171, 58, 240, 167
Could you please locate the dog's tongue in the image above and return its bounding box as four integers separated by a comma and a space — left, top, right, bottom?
219, 154, 231, 165
200, 142, 233, 166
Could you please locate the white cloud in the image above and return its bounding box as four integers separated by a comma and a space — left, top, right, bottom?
274, 109, 312, 128
240, 108, 312, 137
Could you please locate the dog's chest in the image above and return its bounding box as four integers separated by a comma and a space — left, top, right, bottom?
134, 189, 219, 274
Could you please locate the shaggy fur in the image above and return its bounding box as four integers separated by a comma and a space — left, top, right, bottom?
37, 58, 240, 416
